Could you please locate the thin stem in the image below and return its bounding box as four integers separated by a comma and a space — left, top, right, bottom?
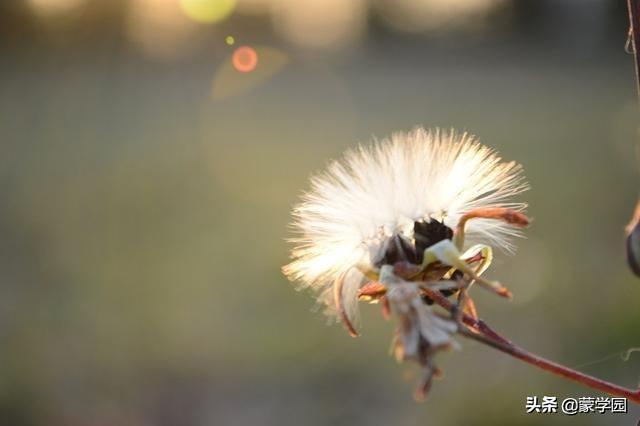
421, 287, 511, 345
422, 287, 640, 403
627, 0, 640, 97
458, 327, 640, 403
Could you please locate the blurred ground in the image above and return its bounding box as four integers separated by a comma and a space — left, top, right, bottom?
1, 0, 640, 425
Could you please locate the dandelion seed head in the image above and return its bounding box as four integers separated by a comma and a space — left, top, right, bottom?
283, 127, 528, 321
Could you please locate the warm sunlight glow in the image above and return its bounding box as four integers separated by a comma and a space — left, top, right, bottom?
127, 0, 200, 60
236, 0, 271, 14
375, 0, 506, 33
180, 0, 236, 23
28, 0, 86, 15
271, 0, 366, 49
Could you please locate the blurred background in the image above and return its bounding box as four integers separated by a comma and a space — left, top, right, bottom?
1, 0, 640, 425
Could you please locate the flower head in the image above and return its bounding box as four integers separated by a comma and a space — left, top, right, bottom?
283, 127, 530, 399
283, 128, 528, 324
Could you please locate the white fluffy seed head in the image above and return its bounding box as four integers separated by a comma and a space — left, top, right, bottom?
283, 128, 528, 322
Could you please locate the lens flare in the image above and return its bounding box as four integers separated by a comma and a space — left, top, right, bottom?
180, 0, 236, 23
232, 46, 258, 73
212, 46, 288, 100
225, 35, 235, 45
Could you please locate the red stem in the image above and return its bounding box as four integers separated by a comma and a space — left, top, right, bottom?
459, 328, 640, 404
421, 288, 640, 403
421, 287, 511, 345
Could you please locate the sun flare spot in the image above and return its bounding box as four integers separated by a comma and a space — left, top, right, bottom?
232, 46, 258, 73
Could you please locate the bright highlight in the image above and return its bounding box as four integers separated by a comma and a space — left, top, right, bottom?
180, 0, 236, 23
232, 46, 258, 73
28, 0, 86, 15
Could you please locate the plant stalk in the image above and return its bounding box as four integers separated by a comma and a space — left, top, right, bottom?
422, 288, 640, 403
628, 0, 640, 95
458, 327, 640, 403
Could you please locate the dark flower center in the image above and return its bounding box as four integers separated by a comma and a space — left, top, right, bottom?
379, 219, 453, 266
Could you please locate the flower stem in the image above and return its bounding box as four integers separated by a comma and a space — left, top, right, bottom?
627, 0, 640, 97
421, 287, 510, 344
421, 287, 640, 403
458, 327, 640, 403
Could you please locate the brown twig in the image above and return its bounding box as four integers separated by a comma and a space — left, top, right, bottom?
421, 286, 511, 345
458, 326, 640, 403
627, 0, 640, 96
423, 290, 640, 403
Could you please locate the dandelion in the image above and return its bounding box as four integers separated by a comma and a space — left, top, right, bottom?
282, 128, 640, 403
283, 128, 530, 397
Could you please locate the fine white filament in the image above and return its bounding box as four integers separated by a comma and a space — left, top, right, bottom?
283, 128, 528, 324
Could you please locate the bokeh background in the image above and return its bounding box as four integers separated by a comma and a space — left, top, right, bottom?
1, 0, 640, 425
